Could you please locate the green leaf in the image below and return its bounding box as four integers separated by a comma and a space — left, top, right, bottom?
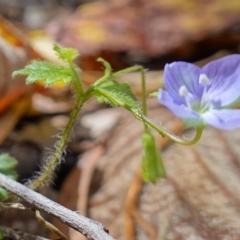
94, 81, 139, 109
0, 226, 3, 240
53, 44, 79, 62
0, 170, 17, 199
142, 132, 166, 183
0, 187, 9, 200
0, 169, 18, 180
0, 154, 18, 200
0, 154, 17, 170
12, 61, 73, 86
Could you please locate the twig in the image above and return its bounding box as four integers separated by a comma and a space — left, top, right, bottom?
0, 173, 115, 240
35, 210, 67, 240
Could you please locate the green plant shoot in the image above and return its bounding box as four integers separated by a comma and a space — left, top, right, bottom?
12, 44, 203, 187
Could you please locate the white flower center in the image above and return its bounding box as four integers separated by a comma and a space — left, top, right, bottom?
179, 85, 188, 97
178, 75, 212, 113
199, 74, 210, 85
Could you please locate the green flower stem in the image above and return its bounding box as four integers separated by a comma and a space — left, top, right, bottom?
111, 65, 143, 79
92, 61, 203, 146
29, 97, 84, 190
140, 68, 147, 116
133, 110, 204, 145
109, 65, 149, 132
94, 63, 145, 87
139, 67, 148, 132
110, 65, 147, 114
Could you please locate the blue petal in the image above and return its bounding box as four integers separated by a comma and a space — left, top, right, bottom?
203, 55, 240, 107
202, 109, 240, 130
158, 89, 204, 127
164, 62, 203, 104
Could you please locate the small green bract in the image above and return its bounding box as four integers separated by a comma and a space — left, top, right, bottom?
142, 132, 166, 183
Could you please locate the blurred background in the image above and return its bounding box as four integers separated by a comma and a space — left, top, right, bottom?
1, 1, 240, 240
2, 0, 240, 67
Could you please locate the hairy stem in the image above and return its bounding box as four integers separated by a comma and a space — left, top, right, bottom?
28, 98, 84, 190
29, 59, 87, 190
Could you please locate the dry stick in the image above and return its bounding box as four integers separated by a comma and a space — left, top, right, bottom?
0, 173, 115, 240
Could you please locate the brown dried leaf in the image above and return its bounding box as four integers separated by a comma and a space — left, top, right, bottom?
0, 16, 40, 94
0, 17, 74, 144
0, 96, 31, 145
58, 98, 240, 240
0, 16, 44, 143
47, 0, 240, 58
90, 101, 240, 240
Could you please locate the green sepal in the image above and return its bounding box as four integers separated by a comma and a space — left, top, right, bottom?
142, 132, 166, 183
0, 154, 17, 171
149, 91, 159, 97
94, 81, 139, 109
12, 61, 73, 86
53, 44, 79, 63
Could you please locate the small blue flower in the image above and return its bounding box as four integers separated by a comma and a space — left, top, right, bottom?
158, 55, 240, 130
